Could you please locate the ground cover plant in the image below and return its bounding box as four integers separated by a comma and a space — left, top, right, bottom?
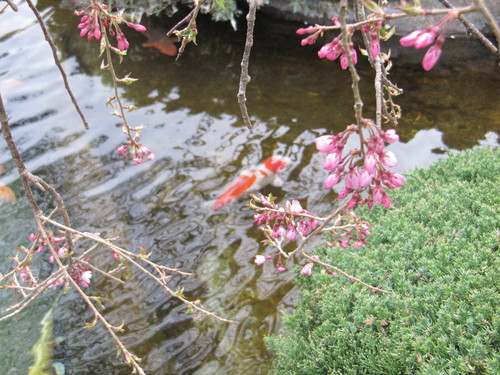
266, 146, 499, 374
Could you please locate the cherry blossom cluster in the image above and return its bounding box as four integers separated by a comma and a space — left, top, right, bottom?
70, 262, 93, 288
315, 122, 404, 209
74, 0, 147, 52
399, 12, 458, 71
252, 195, 318, 242
116, 142, 155, 164
297, 16, 385, 69
19, 265, 37, 287
30, 231, 68, 260
25, 231, 93, 288
326, 212, 371, 249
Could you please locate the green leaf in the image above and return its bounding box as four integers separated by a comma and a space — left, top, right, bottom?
215, 0, 225, 10
363, 0, 383, 14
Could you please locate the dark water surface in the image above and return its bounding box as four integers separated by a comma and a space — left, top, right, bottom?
0, 1, 499, 374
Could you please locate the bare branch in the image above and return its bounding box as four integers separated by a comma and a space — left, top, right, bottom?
25, 0, 89, 129
237, 0, 260, 129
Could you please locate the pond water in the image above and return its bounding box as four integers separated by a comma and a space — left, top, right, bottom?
0, 1, 499, 374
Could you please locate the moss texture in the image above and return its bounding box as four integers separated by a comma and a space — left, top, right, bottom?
267, 147, 499, 375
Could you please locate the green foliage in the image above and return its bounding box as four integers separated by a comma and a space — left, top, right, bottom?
105, 0, 239, 21
267, 147, 499, 375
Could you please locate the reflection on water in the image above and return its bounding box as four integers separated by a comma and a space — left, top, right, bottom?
0, 1, 498, 374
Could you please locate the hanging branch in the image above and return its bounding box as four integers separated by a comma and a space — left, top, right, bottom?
2, 0, 18, 12
438, 0, 497, 53
237, 0, 260, 130
473, 0, 500, 64
25, 0, 89, 130
167, 0, 206, 60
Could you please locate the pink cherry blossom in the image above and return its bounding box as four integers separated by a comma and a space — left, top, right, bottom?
422, 37, 444, 71
300, 262, 313, 275
364, 152, 377, 174
381, 151, 398, 168
340, 53, 348, 70
254, 255, 267, 265
400, 29, 423, 47
314, 135, 337, 154
324, 172, 340, 189
323, 152, 341, 171
369, 36, 380, 60
383, 129, 399, 144
48, 278, 65, 289
358, 169, 372, 188
414, 29, 438, 49
81, 270, 92, 286
338, 188, 350, 199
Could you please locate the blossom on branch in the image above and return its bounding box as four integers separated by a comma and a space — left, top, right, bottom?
399, 12, 458, 71
75, 1, 147, 52
315, 122, 404, 210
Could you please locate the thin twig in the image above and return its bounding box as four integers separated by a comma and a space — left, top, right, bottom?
437, 0, 497, 53
41, 225, 147, 375
473, 0, 500, 64
24, 0, 89, 130
0, 95, 43, 218
302, 253, 392, 294
167, 7, 196, 37
237, 0, 259, 130
3, 0, 18, 12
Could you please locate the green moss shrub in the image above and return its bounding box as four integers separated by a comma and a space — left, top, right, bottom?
267, 147, 499, 375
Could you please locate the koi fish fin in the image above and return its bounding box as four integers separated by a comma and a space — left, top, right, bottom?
212, 174, 257, 211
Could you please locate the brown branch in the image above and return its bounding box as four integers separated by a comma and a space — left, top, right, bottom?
473, 0, 500, 63
237, 0, 259, 130
40, 225, 147, 375
24, 0, 89, 130
0, 95, 43, 218
166, 0, 205, 60
167, 7, 196, 37
302, 253, 392, 294
2, 0, 18, 12
438, 0, 497, 53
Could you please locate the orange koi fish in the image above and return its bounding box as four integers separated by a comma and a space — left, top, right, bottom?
0, 166, 15, 203
0, 183, 15, 203
212, 156, 291, 211
141, 28, 178, 56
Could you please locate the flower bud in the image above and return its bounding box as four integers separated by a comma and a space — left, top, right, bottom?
399, 29, 422, 47
383, 129, 399, 143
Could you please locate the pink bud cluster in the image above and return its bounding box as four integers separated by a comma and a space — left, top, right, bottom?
327, 213, 372, 249
296, 25, 322, 46
19, 266, 36, 287
24, 233, 93, 289
317, 35, 358, 70
30, 231, 67, 261
315, 124, 404, 210
48, 262, 93, 289
75, 1, 147, 52
254, 253, 287, 272
253, 197, 318, 242
399, 13, 457, 71
71, 262, 93, 288
298, 16, 386, 69
116, 143, 155, 164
